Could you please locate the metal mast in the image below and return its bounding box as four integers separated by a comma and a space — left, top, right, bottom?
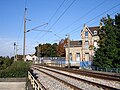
23, 8, 27, 61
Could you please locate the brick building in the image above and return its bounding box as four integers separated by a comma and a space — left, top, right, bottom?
65, 24, 100, 67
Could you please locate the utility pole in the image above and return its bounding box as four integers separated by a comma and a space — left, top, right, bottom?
37, 44, 40, 63
66, 34, 70, 68
23, 8, 27, 61
37, 44, 40, 57
14, 42, 16, 62
14, 42, 18, 61
15, 44, 18, 61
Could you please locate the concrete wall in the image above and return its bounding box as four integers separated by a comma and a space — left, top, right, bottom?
0, 78, 26, 90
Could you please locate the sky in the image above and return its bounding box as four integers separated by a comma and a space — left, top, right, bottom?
0, 0, 120, 57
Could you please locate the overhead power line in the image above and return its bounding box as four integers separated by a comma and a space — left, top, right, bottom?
17, 0, 28, 55
56, 0, 106, 35
48, 0, 77, 31
38, 0, 105, 43
89, 9, 120, 26
26, 1, 120, 55
69, 2, 120, 35
27, 9, 120, 55
48, 0, 67, 24
25, 0, 67, 47
30, 0, 77, 45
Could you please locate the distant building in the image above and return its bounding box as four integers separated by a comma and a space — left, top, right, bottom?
32, 55, 38, 61
65, 24, 100, 67
25, 55, 32, 61
25, 54, 38, 61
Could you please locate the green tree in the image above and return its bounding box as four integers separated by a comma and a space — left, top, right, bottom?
113, 14, 120, 67
0, 56, 13, 70
35, 43, 58, 57
93, 14, 120, 68
50, 43, 58, 57
34, 38, 68, 57
57, 39, 67, 57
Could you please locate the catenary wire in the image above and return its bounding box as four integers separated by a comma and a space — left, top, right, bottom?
26, 2, 120, 54
55, 0, 106, 35
37, 0, 116, 46
16, 0, 28, 55
42, 0, 107, 41
26, 0, 68, 47
69, 3, 120, 35
48, 0, 77, 31
31, 9, 120, 56
26, 0, 77, 50
35, 0, 77, 42
48, 0, 67, 24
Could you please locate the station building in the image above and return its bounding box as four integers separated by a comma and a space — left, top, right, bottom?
65, 24, 101, 67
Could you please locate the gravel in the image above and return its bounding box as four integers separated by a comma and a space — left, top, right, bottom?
34, 65, 120, 89
33, 67, 103, 90
33, 69, 72, 90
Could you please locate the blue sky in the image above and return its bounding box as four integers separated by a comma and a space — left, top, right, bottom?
0, 0, 120, 57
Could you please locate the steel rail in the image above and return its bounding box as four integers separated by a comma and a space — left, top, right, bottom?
33, 65, 119, 90
36, 64, 120, 81
32, 67, 82, 90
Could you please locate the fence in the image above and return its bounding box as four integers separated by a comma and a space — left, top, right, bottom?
35, 57, 120, 73
28, 71, 46, 90
92, 67, 120, 73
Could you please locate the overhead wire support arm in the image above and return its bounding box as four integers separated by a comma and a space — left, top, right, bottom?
27, 29, 52, 32
29, 23, 48, 31
54, 34, 62, 39
26, 23, 49, 32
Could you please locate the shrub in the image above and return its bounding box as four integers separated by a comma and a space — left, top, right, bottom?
0, 57, 13, 70
0, 61, 32, 78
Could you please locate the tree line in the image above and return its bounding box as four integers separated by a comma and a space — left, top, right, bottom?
35, 39, 67, 57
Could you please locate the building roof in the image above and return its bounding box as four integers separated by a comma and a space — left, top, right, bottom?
88, 26, 99, 35
70, 40, 82, 47
81, 25, 100, 36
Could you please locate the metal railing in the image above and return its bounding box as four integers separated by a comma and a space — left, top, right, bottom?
28, 71, 46, 90
33, 58, 120, 73
92, 67, 120, 73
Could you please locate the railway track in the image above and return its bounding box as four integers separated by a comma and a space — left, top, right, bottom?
31, 65, 120, 90
32, 68, 78, 90
45, 65, 120, 82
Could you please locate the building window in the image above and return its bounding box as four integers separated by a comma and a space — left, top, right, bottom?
85, 53, 89, 61
94, 30, 97, 35
69, 53, 72, 61
85, 32, 88, 37
76, 53, 80, 61
94, 40, 97, 47
85, 41, 89, 49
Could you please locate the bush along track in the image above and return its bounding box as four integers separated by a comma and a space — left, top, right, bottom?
0, 61, 31, 78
